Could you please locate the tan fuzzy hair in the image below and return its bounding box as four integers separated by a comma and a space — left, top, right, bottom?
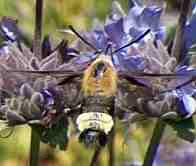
82, 54, 118, 97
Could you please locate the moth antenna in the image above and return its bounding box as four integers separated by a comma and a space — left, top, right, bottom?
104, 43, 112, 55
104, 43, 116, 64
112, 29, 151, 54
68, 25, 100, 53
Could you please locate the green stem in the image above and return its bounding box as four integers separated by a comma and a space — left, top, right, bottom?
29, 0, 44, 165
90, 146, 102, 166
142, 120, 166, 166
29, 127, 41, 166
108, 120, 115, 166
34, 0, 44, 60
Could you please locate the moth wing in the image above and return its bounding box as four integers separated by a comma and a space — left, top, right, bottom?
119, 70, 196, 92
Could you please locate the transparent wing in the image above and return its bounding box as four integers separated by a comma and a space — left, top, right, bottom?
117, 69, 196, 122
119, 70, 196, 92
2, 68, 195, 90
2, 69, 83, 85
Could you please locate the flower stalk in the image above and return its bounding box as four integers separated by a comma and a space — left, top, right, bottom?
29, 0, 44, 165
108, 119, 115, 166
33, 0, 44, 60
90, 146, 102, 166
29, 126, 41, 166
142, 120, 166, 166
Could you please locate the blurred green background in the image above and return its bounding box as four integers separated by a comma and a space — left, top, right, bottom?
0, 0, 192, 166
0, 0, 131, 40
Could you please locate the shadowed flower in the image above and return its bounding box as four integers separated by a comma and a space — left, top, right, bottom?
0, 17, 83, 149
155, 142, 196, 166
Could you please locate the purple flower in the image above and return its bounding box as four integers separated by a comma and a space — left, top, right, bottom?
104, 18, 124, 46
0, 17, 21, 42
171, 88, 196, 119
157, 142, 196, 166
41, 89, 54, 108
124, 1, 165, 42
0, 44, 10, 57
74, 1, 166, 74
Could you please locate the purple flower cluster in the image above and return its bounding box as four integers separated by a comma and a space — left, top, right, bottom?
0, 0, 195, 127
74, 0, 165, 72
155, 141, 196, 166
0, 0, 195, 150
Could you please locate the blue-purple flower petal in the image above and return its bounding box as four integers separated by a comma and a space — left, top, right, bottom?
184, 4, 196, 51
41, 89, 54, 107
124, 3, 165, 41
178, 94, 196, 118
104, 18, 124, 45
0, 17, 21, 42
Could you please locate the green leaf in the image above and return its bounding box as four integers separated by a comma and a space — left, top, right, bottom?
166, 117, 196, 143
40, 116, 69, 150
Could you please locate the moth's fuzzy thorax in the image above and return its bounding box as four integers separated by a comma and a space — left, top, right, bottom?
82, 54, 118, 97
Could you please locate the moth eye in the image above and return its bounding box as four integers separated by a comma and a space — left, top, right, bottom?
93, 62, 107, 79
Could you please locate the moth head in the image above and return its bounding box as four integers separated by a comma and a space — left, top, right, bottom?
82, 54, 118, 97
